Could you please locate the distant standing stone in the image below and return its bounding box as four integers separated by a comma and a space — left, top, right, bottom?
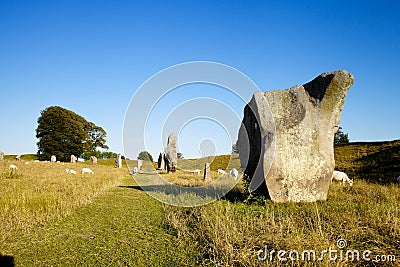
164, 133, 177, 173
70, 155, 77, 163
115, 154, 122, 168
90, 156, 98, 165
204, 163, 211, 182
0, 151, 4, 161
51, 155, 56, 162
157, 152, 165, 170
137, 159, 142, 170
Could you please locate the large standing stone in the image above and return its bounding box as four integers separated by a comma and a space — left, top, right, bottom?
204, 162, 211, 182
51, 155, 56, 162
70, 155, 77, 163
157, 152, 166, 170
115, 154, 122, 168
164, 133, 177, 173
0, 151, 4, 161
237, 70, 354, 202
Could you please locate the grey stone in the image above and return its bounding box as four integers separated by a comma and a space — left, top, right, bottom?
164, 133, 177, 173
204, 162, 211, 182
0, 151, 3, 161
90, 156, 97, 165
237, 70, 354, 202
115, 154, 122, 168
51, 155, 56, 162
137, 159, 142, 170
70, 155, 77, 163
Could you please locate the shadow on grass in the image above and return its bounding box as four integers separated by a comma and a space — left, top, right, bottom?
0, 255, 14, 267
355, 145, 400, 184
118, 185, 144, 191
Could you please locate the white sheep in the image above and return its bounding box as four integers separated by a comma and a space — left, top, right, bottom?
191, 169, 201, 175
66, 168, 69, 174
69, 169, 77, 175
230, 168, 239, 180
217, 169, 226, 175
331, 170, 353, 186
9, 164, 18, 170
81, 168, 94, 175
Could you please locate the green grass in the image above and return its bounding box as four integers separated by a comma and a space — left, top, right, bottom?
5, 176, 196, 266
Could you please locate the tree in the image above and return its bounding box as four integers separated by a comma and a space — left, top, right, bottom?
138, 151, 153, 162
36, 106, 108, 161
334, 127, 350, 146
177, 152, 184, 159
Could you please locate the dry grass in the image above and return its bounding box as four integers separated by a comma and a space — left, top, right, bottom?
163, 142, 400, 266
0, 159, 126, 250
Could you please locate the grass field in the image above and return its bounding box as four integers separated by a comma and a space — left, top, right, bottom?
1, 140, 399, 266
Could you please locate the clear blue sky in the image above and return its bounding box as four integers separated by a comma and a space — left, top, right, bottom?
1, 0, 399, 158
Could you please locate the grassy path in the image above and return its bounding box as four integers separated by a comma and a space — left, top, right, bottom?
11, 175, 196, 266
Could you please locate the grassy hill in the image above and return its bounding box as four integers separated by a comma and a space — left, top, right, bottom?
335, 140, 400, 184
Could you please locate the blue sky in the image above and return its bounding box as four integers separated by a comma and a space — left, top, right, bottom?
0, 0, 399, 158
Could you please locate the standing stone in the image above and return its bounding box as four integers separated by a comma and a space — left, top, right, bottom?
204, 162, 211, 182
137, 159, 143, 170
237, 70, 354, 202
50, 155, 56, 162
0, 151, 4, 161
70, 155, 77, 163
115, 154, 122, 168
157, 152, 165, 170
164, 133, 177, 173
90, 156, 98, 165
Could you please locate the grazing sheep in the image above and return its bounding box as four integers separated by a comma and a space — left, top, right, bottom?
191, 169, 201, 175
217, 169, 226, 175
9, 164, 18, 170
230, 168, 239, 180
15, 155, 21, 161
81, 168, 94, 175
69, 169, 77, 175
25, 162, 30, 165
66, 168, 69, 174
331, 170, 353, 186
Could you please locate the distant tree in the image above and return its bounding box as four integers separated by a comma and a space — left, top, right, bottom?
177, 152, 184, 159
231, 143, 239, 154
36, 106, 109, 161
334, 127, 350, 146
138, 151, 154, 162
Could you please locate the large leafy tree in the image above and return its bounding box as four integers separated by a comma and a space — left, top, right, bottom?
137, 151, 153, 162
36, 106, 108, 161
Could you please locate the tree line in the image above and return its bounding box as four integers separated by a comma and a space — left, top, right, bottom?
36, 106, 112, 161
